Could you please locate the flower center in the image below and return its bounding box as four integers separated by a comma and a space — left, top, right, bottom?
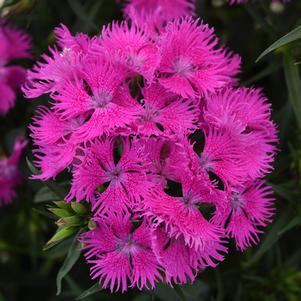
231, 192, 245, 211
181, 191, 199, 208
125, 53, 144, 72
172, 56, 195, 77
107, 166, 123, 183
116, 235, 137, 255
199, 154, 212, 171
140, 102, 160, 122
91, 91, 112, 108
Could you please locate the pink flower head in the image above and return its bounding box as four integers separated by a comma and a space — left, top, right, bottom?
203, 88, 278, 180
196, 127, 246, 187
0, 20, 31, 61
124, 0, 195, 19
152, 227, 227, 284
99, 21, 160, 82
66, 136, 152, 216
22, 23, 96, 99
0, 21, 31, 115
144, 175, 225, 252
212, 181, 275, 250
0, 138, 27, 206
24, 17, 278, 291
158, 17, 241, 98
132, 83, 199, 136
142, 137, 191, 187
52, 56, 140, 142
29, 107, 83, 180
53, 23, 96, 54
80, 214, 162, 292
124, 0, 196, 36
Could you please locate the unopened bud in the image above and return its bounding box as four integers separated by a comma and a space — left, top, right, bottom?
88, 220, 97, 230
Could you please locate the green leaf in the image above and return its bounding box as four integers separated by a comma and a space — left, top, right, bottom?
34, 186, 61, 203
56, 237, 81, 295
257, 24, 301, 62
26, 157, 39, 175
154, 282, 183, 301
278, 216, 301, 235
283, 52, 301, 129
244, 213, 291, 267
26, 158, 68, 198
76, 283, 103, 300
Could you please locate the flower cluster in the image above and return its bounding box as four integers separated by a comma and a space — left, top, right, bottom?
0, 138, 27, 206
25, 0, 277, 293
0, 20, 31, 115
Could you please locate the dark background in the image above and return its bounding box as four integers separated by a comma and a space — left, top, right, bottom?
0, 0, 301, 300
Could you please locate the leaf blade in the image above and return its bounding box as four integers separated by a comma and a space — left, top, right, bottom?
56, 236, 81, 295
257, 24, 301, 62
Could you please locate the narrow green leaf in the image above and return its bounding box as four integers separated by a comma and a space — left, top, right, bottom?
283, 52, 301, 129
154, 282, 183, 301
257, 24, 301, 62
26, 157, 39, 175
56, 237, 81, 295
34, 186, 61, 203
76, 283, 103, 300
67, 0, 96, 31
278, 216, 301, 235
243, 62, 281, 86
244, 213, 290, 267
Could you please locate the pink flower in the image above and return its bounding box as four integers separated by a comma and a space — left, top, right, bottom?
144, 175, 225, 251
66, 136, 152, 216
0, 138, 27, 206
124, 0, 195, 36
99, 21, 160, 82
30, 107, 82, 180
158, 17, 241, 98
0, 21, 31, 115
152, 227, 227, 284
203, 88, 278, 180
211, 181, 275, 250
23, 23, 98, 99
24, 18, 278, 291
196, 127, 246, 187
124, 0, 195, 19
80, 214, 162, 292
52, 56, 140, 142
132, 83, 199, 136
142, 137, 190, 187
23, 46, 82, 98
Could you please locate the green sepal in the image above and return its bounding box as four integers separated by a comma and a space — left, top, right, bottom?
71, 202, 87, 215
43, 227, 77, 251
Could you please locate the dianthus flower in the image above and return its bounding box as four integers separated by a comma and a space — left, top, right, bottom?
25, 3, 277, 291
123, 0, 195, 35
0, 138, 27, 206
0, 20, 31, 115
